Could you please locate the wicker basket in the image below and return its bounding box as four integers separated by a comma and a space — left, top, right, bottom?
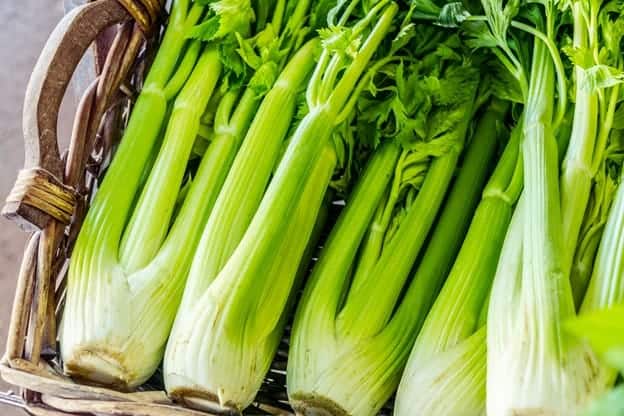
0, 1, 299, 414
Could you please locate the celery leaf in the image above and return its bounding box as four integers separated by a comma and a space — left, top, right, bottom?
189, 0, 255, 41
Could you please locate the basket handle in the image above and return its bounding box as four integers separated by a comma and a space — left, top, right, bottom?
0, 0, 159, 231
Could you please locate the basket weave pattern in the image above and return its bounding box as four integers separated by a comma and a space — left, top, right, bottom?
0, 1, 295, 414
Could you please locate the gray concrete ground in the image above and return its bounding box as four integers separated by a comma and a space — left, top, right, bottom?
1, 2, 66, 415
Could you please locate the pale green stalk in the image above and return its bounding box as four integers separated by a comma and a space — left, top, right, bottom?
483, 1, 624, 412
172, 0, 316, 310
119, 48, 222, 271
581, 171, 624, 311
72, 1, 204, 247
335, 152, 462, 338
562, 0, 622, 306
165, 144, 336, 411
398, 328, 487, 416
490, 39, 574, 413
573, 170, 624, 389
562, 172, 624, 412
62, 45, 223, 389
570, 159, 621, 305
288, 142, 403, 416
560, 1, 623, 305
561, 2, 598, 281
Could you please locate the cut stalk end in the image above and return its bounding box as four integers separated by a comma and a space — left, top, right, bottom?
169, 388, 240, 415
290, 394, 349, 416
63, 347, 138, 391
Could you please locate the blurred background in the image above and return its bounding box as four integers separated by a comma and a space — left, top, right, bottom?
1, 2, 74, 414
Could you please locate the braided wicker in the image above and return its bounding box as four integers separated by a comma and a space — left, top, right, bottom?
0, 1, 303, 414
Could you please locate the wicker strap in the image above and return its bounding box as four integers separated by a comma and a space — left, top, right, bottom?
4, 169, 76, 226
1, 0, 164, 232
1, 0, 129, 231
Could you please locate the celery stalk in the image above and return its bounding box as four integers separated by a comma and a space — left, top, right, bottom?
484, 2, 624, 412
62, 45, 223, 388
489, 40, 573, 414
288, 141, 403, 414
486, 37, 601, 414
165, 144, 336, 411
560, 2, 598, 281
119, 47, 222, 271
560, 2, 623, 305
398, 328, 487, 416
573, 170, 624, 389
336, 151, 462, 337
581, 170, 624, 314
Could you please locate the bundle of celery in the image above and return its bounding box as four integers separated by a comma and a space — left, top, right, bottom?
395, 116, 519, 416
60, 0, 294, 389
456, 0, 624, 414
286, 20, 501, 411
163, 0, 401, 411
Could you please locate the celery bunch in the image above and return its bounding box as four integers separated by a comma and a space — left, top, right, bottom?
60, 0, 312, 389
164, 1, 400, 411
60, 0, 257, 388
395, 1, 624, 413
395, 109, 518, 416
286, 12, 514, 409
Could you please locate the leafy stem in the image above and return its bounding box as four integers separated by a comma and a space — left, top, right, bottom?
510, 20, 567, 129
